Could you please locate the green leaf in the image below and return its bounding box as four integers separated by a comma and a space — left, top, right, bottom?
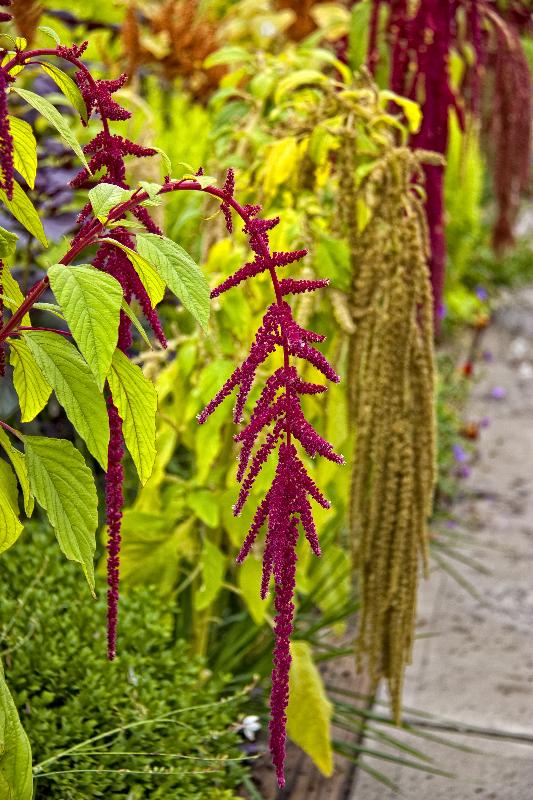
0, 225, 18, 259
23, 332, 109, 469
114, 512, 193, 596
203, 46, 250, 68
8, 338, 52, 423
1, 267, 30, 326
152, 147, 172, 176
12, 87, 89, 170
238, 556, 268, 625
0, 180, 47, 247
24, 436, 97, 591
107, 349, 157, 484
187, 490, 220, 528
0, 660, 33, 800
380, 90, 422, 134
39, 62, 88, 123
37, 25, 61, 45
274, 70, 327, 103
9, 117, 37, 189
101, 238, 165, 307
0, 460, 23, 555
120, 299, 152, 349
48, 264, 122, 390
181, 173, 217, 190
286, 641, 334, 776
195, 539, 225, 611
139, 181, 162, 201
0, 428, 34, 516
88, 183, 133, 222
136, 233, 210, 331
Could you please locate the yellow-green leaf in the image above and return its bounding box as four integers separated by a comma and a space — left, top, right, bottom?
107, 349, 157, 484
88, 183, 133, 221
2, 266, 30, 325
195, 539, 225, 611
12, 87, 89, 170
380, 90, 422, 134
48, 264, 122, 390
136, 233, 210, 331
113, 512, 193, 596
0, 224, 18, 260
9, 116, 37, 189
24, 436, 98, 591
101, 237, 165, 307
40, 62, 88, 123
0, 180, 47, 247
23, 332, 109, 469
0, 428, 33, 517
286, 641, 334, 776
274, 70, 326, 104
0, 659, 33, 800
238, 556, 268, 625
8, 338, 52, 423
0, 460, 23, 555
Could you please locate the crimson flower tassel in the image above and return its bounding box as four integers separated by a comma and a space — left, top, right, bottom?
199, 178, 343, 786
66, 58, 168, 658
105, 397, 125, 660
0, 68, 14, 200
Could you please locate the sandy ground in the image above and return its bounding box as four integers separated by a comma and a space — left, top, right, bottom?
351, 290, 533, 799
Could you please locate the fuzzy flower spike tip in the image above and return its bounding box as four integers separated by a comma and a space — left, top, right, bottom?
198, 169, 344, 787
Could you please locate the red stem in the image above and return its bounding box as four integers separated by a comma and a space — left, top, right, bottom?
0, 179, 294, 443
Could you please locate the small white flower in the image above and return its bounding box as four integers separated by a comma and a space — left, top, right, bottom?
241, 715, 261, 741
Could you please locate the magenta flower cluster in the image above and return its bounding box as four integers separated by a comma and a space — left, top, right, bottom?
199, 171, 343, 786
67, 52, 168, 658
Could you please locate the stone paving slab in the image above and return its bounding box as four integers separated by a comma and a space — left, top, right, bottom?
351, 295, 533, 799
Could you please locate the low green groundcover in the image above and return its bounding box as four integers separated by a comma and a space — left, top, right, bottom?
0, 524, 250, 799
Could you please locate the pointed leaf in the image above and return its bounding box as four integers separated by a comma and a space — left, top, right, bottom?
0, 180, 47, 247
37, 25, 61, 45
0, 660, 33, 800
48, 264, 122, 390
12, 87, 89, 170
0, 428, 34, 516
107, 349, 157, 484
136, 232, 210, 330
8, 338, 52, 422
286, 641, 334, 777
1, 266, 30, 325
0, 460, 23, 555
9, 116, 37, 189
24, 435, 97, 590
40, 62, 88, 123
101, 237, 165, 307
0, 224, 18, 259
115, 512, 193, 596
195, 539, 225, 611
23, 332, 109, 469
88, 183, 133, 222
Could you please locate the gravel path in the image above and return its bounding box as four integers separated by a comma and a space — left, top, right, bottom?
351, 289, 533, 799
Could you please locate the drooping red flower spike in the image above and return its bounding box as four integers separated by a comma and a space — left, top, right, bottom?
198, 171, 343, 787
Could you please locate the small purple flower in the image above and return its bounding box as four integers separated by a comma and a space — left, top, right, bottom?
452, 443, 468, 463
456, 465, 472, 479
475, 286, 488, 302
480, 416, 491, 428
490, 386, 507, 400
482, 350, 494, 362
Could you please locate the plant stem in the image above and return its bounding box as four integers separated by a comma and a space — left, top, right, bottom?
0, 419, 22, 440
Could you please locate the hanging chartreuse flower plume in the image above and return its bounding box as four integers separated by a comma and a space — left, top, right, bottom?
347, 145, 437, 719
